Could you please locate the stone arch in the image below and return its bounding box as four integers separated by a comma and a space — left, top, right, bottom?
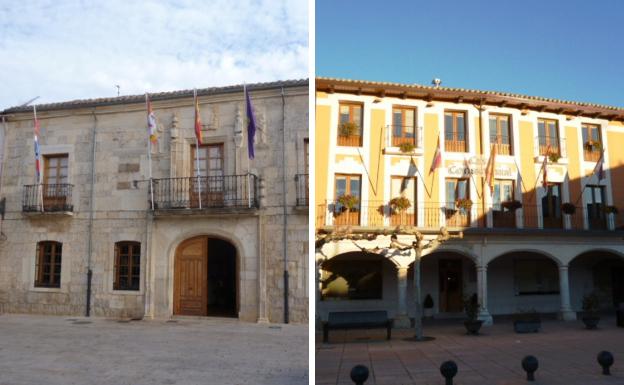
487, 248, 563, 267
568, 248, 624, 311
169, 233, 241, 317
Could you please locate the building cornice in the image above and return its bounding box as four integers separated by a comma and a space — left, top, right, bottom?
316, 77, 624, 122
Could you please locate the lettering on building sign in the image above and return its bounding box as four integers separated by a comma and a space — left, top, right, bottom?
447, 156, 516, 178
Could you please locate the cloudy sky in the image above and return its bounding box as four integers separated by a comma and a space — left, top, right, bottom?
0, 0, 308, 108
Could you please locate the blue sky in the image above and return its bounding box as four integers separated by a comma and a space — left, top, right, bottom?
316, 0, 624, 107
0, 0, 307, 108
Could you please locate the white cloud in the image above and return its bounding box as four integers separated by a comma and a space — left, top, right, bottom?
0, 0, 308, 108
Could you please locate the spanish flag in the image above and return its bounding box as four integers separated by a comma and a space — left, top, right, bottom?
194, 89, 203, 145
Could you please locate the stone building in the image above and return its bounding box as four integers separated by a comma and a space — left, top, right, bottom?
0, 79, 309, 323
316, 77, 624, 326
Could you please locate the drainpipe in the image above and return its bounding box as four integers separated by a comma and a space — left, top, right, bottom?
281, 87, 289, 324
86, 110, 97, 316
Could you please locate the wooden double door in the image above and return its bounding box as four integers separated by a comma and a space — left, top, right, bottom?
173, 236, 237, 317
439, 259, 463, 313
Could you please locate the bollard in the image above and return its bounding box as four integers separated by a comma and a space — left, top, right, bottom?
521, 355, 539, 381
597, 351, 614, 375
350, 364, 369, 385
439, 360, 458, 385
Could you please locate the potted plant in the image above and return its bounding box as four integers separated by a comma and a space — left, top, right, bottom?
338, 121, 358, 137
337, 194, 359, 212
603, 205, 619, 215
389, 196, 411, 214
513, 309, 541, 333
561, 202, 576, 215
501, 200, 523, 211
548, 152, 561, 163
455, 198, 473, 210
582, 291, 601, 330
424, 294, 434, 318
463, 293, 483, 335
398, 142, 415, 153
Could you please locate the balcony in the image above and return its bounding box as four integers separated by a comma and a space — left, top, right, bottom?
445, 139, 467, 153
535, 136, 567, 158
388, 125, 423, 149
337, 134, 362, 147
490, 136, 512, 155
150, 174, 258, 213
316, 201, 616, 232
317, 200, 482, 229
295, 174, 309, 207
23, 184, 74, 213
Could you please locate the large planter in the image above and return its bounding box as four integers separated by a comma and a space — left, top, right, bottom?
514, 320, 541, 333
582, 315, 600, 330
464, 319, 483, 335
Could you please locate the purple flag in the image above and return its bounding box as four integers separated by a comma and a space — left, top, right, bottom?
245, 87, 256, 159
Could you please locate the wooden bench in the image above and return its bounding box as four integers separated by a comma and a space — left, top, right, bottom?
322, 311, 392, 343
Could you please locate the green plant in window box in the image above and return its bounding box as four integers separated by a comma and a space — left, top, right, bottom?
455, 198, 473, 210
561, 202, 576, 215
584, 140, 602, 152
398, 142, 415, 153
547, 152, 561, 163
338, 121, 359, 137
389, 196, 411, 214
501, 200, 523, 211
603, 205, 619, 215
337, 194, 359, 211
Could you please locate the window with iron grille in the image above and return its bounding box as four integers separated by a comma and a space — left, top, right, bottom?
114, 241, 141, 291
35, 241, 62, 288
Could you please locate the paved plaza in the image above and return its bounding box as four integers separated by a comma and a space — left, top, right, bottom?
316, 317, 624, 385
0, 314, 308, 385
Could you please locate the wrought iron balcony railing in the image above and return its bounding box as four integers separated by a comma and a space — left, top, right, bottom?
150, 174, 258, 210
23, 184, 74, 212
535, 135, 567, 158
295, 174, 309, 207
316, 200, 617, 232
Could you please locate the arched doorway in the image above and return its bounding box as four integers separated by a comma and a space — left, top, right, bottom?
569, 250, 624, 311
173, 236, 238, 317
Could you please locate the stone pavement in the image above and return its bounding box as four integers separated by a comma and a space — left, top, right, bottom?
0, 314, 308, 385
316, 317, 624, 385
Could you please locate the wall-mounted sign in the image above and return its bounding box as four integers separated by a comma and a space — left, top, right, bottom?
446, 156, 516, 179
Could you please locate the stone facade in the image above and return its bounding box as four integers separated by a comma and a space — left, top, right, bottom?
0, 80, 309, 323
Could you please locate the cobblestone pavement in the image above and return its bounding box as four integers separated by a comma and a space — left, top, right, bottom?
316, 317, 624, 385
0, 314, 308, 385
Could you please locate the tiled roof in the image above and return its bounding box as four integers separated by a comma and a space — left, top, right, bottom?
2, 79, 308, 114
316, 77, 624, 120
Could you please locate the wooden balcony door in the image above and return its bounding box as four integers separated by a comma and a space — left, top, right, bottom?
492, 180, 516, 228
191, 144, 224, 208
445, 178, 470, 227
392, 106, 416, 147
334, 174, 361, 225
444, 111, 467, 152
585, 185, 607, 230
43, 154, 68, 210
542, 183, 563, 228
538, 119, 560, 156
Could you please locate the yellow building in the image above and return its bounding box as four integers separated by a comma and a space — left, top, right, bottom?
315, 77, 624, 327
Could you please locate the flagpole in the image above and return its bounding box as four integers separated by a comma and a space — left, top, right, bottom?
145, 94, 155, 211
245, 83, 251, 208
194, 89, 202, 209
33, 105, 44, 212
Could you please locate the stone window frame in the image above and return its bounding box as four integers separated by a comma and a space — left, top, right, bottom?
113, 241, 141, 291
29, 237, 69, 293
34, 241, 62, 288
108, 235, 144, 295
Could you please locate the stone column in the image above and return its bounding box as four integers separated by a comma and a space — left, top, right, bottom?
558, 265, 576, 321
476, 265, 493, 325
395, 266, 410, 328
